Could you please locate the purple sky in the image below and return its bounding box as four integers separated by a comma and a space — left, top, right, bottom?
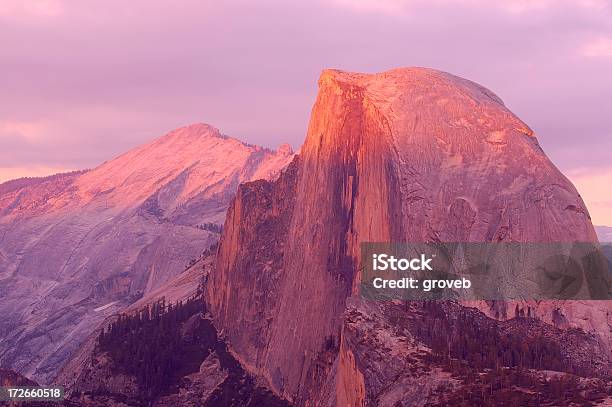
1, 0, 611, 223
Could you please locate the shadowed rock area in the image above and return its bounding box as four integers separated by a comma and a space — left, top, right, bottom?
0, 123, 294, 383
206, 68, 610, 405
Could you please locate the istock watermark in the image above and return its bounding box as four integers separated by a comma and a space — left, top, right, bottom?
360, 242, 612, 301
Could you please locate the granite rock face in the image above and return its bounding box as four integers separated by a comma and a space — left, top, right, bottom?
206, 68, 609, 404
0, 123, 294, 383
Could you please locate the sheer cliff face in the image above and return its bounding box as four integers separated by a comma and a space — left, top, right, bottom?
0, 123, 294, 383
207, 68, 605, 402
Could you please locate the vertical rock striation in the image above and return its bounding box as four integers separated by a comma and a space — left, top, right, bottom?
207, 68, 609, 404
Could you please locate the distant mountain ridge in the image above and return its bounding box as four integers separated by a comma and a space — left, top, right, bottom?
0, 170, 90, 196
0, 123, 294, 383
596, 225, 612, 242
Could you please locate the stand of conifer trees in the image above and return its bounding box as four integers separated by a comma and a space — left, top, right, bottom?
97, 296, 206, 400
410, 301, 565, 372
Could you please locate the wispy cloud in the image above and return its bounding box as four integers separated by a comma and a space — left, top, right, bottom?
0, 120, 48, 142
500, 0, 607, 13
330, 0, 608, 15
581, 37, 612, 57
0, 0, 63, 20
0, 0, 611, 219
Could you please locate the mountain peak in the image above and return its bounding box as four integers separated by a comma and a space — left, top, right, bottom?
0, 121, 295, 382
276, 143, 294, 156
319, 67, 505, 107
208, 67, 602, 403
161, 122, 225, 142
306, 67, 530, 160
73, 123, 294, 206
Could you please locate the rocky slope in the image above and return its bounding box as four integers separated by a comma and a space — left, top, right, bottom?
206, 68, 610, 404
54, 255, 214, 395
54, 255, 290, 407
0, 123, 294, 383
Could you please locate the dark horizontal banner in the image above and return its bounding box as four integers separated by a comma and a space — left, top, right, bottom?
0, 387, 64, 402
359, 242, 612, 301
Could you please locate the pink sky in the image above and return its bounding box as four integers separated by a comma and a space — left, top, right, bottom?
1, 0, 611, 224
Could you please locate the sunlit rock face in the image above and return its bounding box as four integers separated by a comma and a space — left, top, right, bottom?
207, 68, 608, 404
0, 123, 294, 383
